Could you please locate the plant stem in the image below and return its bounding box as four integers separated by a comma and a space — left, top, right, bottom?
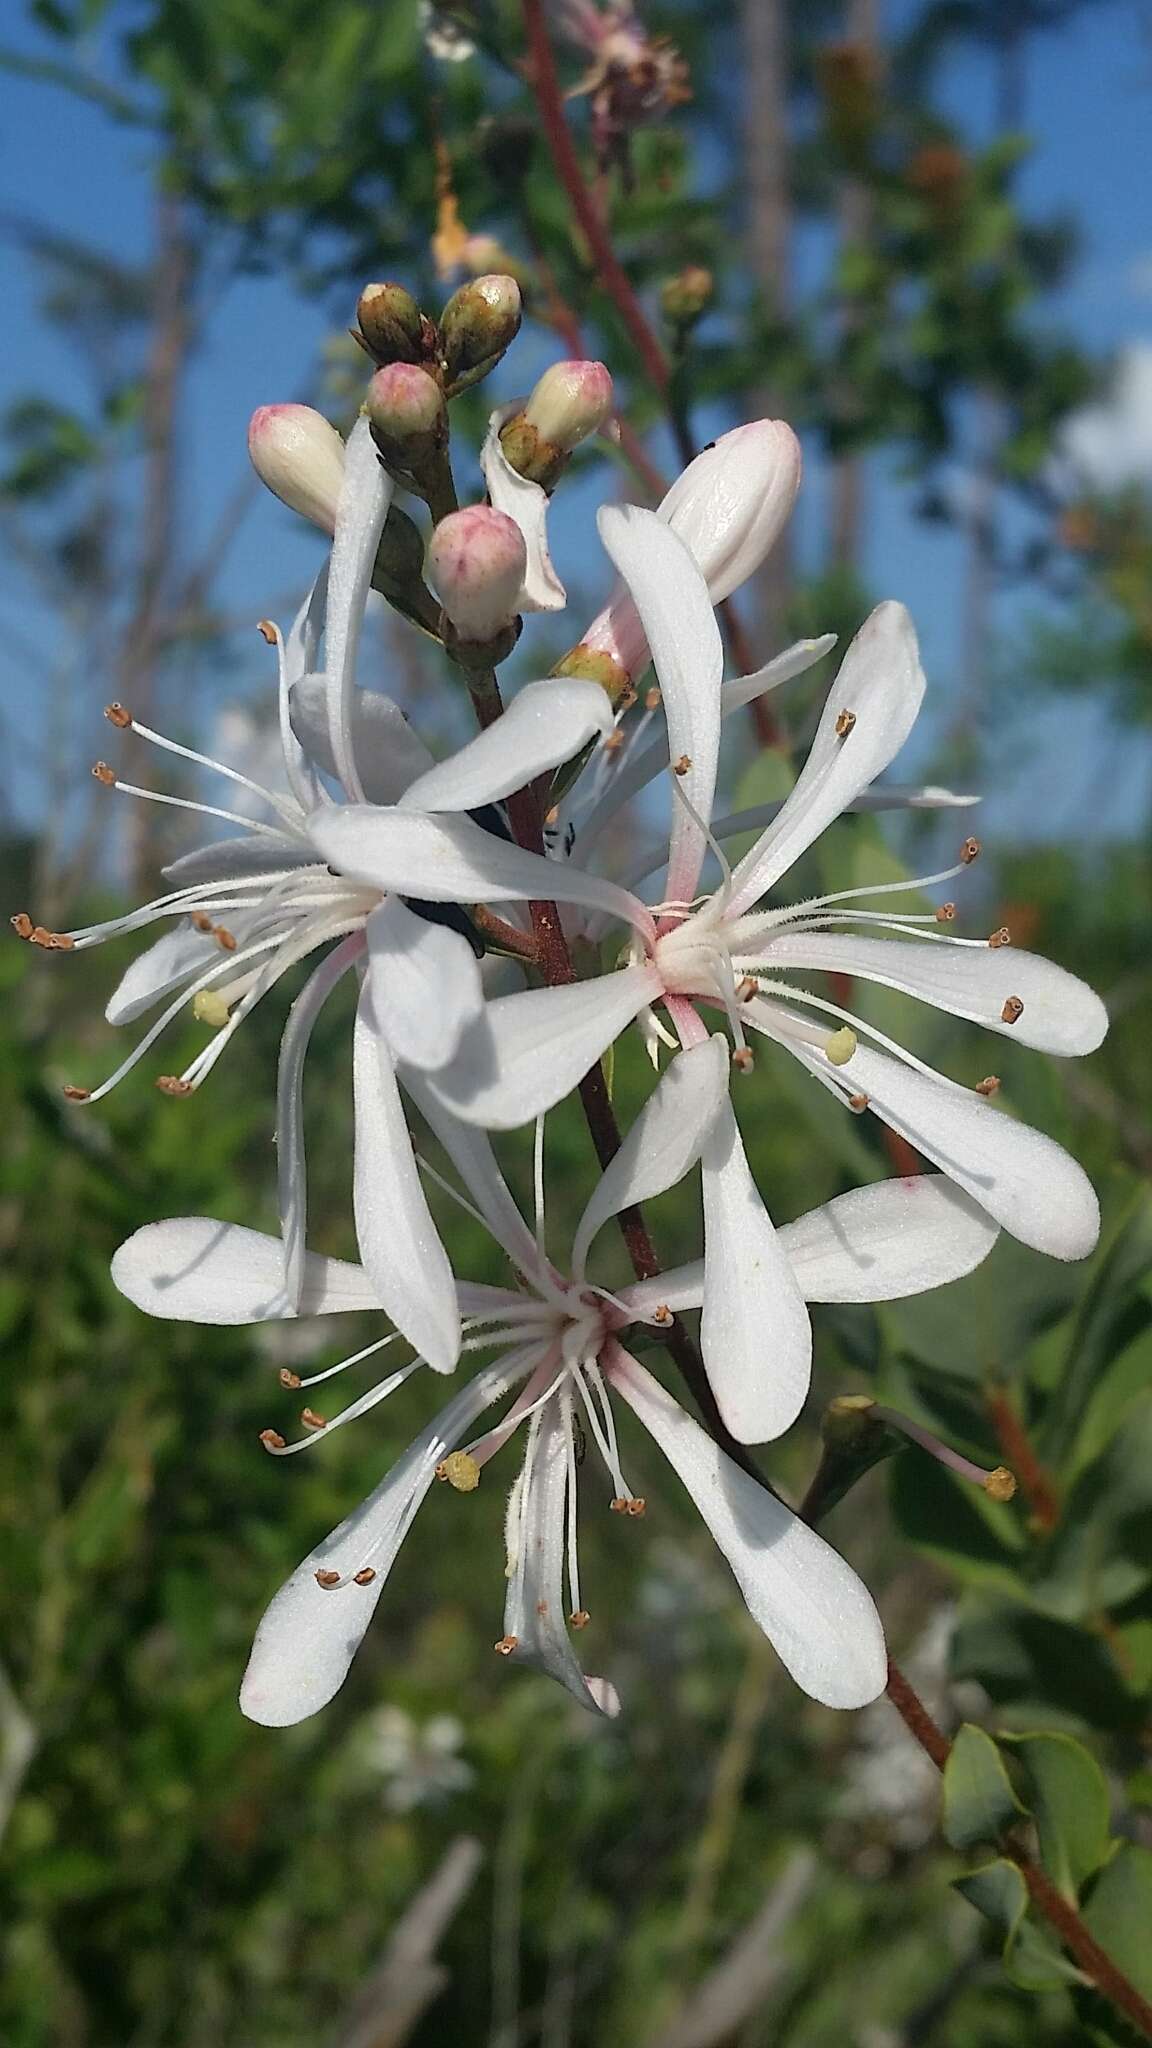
885, 1659, 1152, 2039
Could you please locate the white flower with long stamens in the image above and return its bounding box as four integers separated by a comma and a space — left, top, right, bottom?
18, 415, 615, 1370
306, 506, 1106, 1441
111, 1046, 1002, 1726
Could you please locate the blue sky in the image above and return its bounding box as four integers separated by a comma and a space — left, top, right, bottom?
1, 0, 1149, 853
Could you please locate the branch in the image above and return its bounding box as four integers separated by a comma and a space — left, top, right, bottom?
333, 1835, 483, 2048
644, 1849, 816, 2048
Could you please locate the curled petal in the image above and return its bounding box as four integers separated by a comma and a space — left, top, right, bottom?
481, 405, 566, 612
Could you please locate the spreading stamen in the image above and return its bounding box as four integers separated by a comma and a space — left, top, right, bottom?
103, 702, 304, 831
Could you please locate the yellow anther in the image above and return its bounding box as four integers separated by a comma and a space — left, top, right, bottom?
825, 1026, 858, 1067
192, 990, 230, 1028
984, 1467, 1017, 1503
436, 1450, 481, 1493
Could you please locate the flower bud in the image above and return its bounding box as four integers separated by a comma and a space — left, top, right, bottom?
660, 266, 714, 330
366, 363, 448, 467
441, 273, 522, 387
247, 404, 346, 534
428, 505, 527, 644
355, 280, 426, 364
524, 359, 613, 451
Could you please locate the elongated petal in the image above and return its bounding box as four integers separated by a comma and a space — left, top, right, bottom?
241, 1352, 531, 1727
365, 897, 483, 1072
775, 1029, 1100, 1261
481, 407, 566, 612
278, 937, 363, 1311
572, 1036, 728, 1275
400, 679, 613, 813
325, 415, 394, 801
401, 1068, 542, 1272
162, 833, 309, 888
106, 923, 220, 1024
608, 1347, 886, 1709
309, 806, 655, 941
719, 636, 838, 718
699, 1099, 812, 1443
777, 1177, 998, 1299
112, 1218, 378, 1322
427, 964, 663, 1130
599, 505, 723, 904
290, 675, 434, 802
503, 1398, 621, 1715
760, 932, 1108, 1058
353, 973, 460, 1370
727, 602, 925, 914
658, 420, 802, 603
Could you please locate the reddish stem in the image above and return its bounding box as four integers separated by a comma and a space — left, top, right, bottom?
987, 1385, 1060, 1532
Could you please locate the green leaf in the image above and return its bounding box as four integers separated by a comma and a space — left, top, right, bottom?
1044, 1190, 1152, 1466
1003, 1733, 1112, 1899
942, 1724, 1025, 1851
1082, 1846, 1152, 2002
954, 1857, 1085, 1992
952, 1606, 1141, 1734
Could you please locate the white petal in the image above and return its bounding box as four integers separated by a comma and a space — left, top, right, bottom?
309, 805, 654, 941
325, 414, 395, 801
353, 973, 460, 1370
658, 419, 802, 603
426, 964, 663, 1130
777, 1177, 998, 1299
598, 505, 723, 904
503, 1399, 621, 1716
699, 1099, 812, 1443
784, 1034, 1100, 1261
289, 674, 434, 803
719, 634, 838, 718
481, 406, 566, 612
365, 897, 483, 1072
162, 832, 309, 888
112, 1218, 378, 1322
399, 678, 613, 813
572, 1035, 728, 1275
278, 938, 363, 1312
240, 1353, 528, 1727
400, 1068, 542, 1273
616, 1263, 704, 1320
106, 923, 220, 1024
727, 602, 926, 914
608, 1347, 886, 1709
762, 932, 1108, 1058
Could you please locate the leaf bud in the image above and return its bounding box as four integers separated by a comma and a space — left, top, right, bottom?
428, 505, 527, 646
441, 273, 522, 387
247, 404, 346, 534
355, 280, 426, 364
366, 363, 448, 468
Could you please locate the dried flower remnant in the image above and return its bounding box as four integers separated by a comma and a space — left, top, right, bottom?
559, 1, 691, 186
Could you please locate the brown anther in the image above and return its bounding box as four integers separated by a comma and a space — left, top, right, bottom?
976, 1075, 1001, 1097
494, 1635, 519, 1656
602, 728, 624, 753
672, 753, 692, 776
625, 1497, 646, 1517
62, 1084, 91, 1102
570, 1610, 591, 1630
735, 975, 758, 1001
935, 902, 956, 923
652, 1304, 672, 1326
617, 686, 638, 711
834, 709, 857, 738
544, 804, 560, 828
984, 1466, 1017, 1504
214, 926, 238, 953
92, 761, 116, 786
259, 1429, 286, 1451
10, 913, 34, 940
848, 1092, 869, 1113
191, 912, 214, 932
104, 702, 132, 728
353, 1567, 378, 1586
30, 926, 54, 948
46, 931, 74, 949
960, 836, 981, 865
314, 1569, 341, 1588
645, 686, 661, 711
731, 1046, 754, 1072
1001, 996, 1024, 1026
278, 1369, 302, 1389
300, 1408, 327, 1431
988, 926, 1011, 949
610, 1497, 631, 1514
257, 619, 278, 644
156, 1075, 193, 1096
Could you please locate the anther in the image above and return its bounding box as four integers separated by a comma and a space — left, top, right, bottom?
570, 1610, 591, 1629
984, 1467, 1017, 1503
279, 1369, 302, 1389
544, 804, 560, 827
192, 990, 230, 1028
645, 686, 661, 710
618, 686, 638, 711
436, 1451, 481, 1492
652, 1304, 672, 1326
191, 912, 214, 932
611, 1496, 646, 1517
935, 902, 956, 923
314, 1569, 341, 1588
92, 761, 116, 786
494, 1635, 519, 1656
834, 709, 857, 738
259, 1429, 286, 1451
824, 1026, 857, 1067
976, 1075, 1001, 1097
988, 927, 1011, 948
353, 1567, 378, 1585
848, 1092, 869, 1113
257, 619, 277, 645
10, 913, 33, 940
156, 1075, 193, 1096
1001, 996, 1024, 1026
672, 754, 692, 776
62, 1084, 91, 1102
960, 837, 981, 864
46, 931, 74, 949
602, 729, 624, 752
300, 1408, 327, 1431
30, 927, 54, 948
104, 702, 132, 728
735, 975, 758, 1002
731, 1046, 754, 1073
214, 927, 238, 952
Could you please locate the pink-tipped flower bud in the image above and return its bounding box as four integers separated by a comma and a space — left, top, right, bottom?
441, 273, 522, 386
247, 404, 346, 534
366, 363, 448, 465
428, 505, 527, 644
523, 359, 614, 452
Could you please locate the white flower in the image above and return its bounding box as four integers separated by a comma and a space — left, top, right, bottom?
26, 417, 614, 1371
110, 1051, 998, 1726
305, 507, 1106, 1439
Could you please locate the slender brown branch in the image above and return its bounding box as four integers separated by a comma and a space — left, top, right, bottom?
886, 1658, 1152, 2039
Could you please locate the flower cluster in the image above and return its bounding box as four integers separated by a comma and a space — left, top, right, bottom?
18, 272, 1107, 1728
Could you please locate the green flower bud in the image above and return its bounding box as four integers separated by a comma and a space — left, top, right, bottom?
441, 273, 522, 387
355, 281, 426, 365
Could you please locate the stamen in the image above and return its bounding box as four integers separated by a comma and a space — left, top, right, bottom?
610, 1496, 646, 1517
353, 1567, 377, 1584
848, 1092, 869, 1112
279, 1369, 301, 1389
155, 1076, 193, 1097
602, 729, 624, 753
976, 1075, 1000, 1096
735, 976, 758, 1002
570, 1609, 591, 1628
315, 1570, 341, 1588
215, 927, 238, 952
533, 1116, 547, 1266
935, 902, 956, 923
301, 1408, 327, 1431
563, 1385, 582, 1623
731, 1046, 753, 1072
645, 686, 661, 710
988, 927, 1011, 948
672, 754, 692, 776
106, 704, 304, 831
104, 702, 132, 728
299, 1330, 403, 1389
260, 1429, 287, 1451
495, 1636, 518, 1655
960, 837, 981, 864
834, 709, 856, 738
62, 1084, 91, 1102
436, 1450, 481, 1492
869, 1400, 1017, 1501
1001, 996, 1024, 1026
92, 761, 116, 786
10, 914, 33, 940
824, 1026, 857, 1067
193, 990, 231, 1028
